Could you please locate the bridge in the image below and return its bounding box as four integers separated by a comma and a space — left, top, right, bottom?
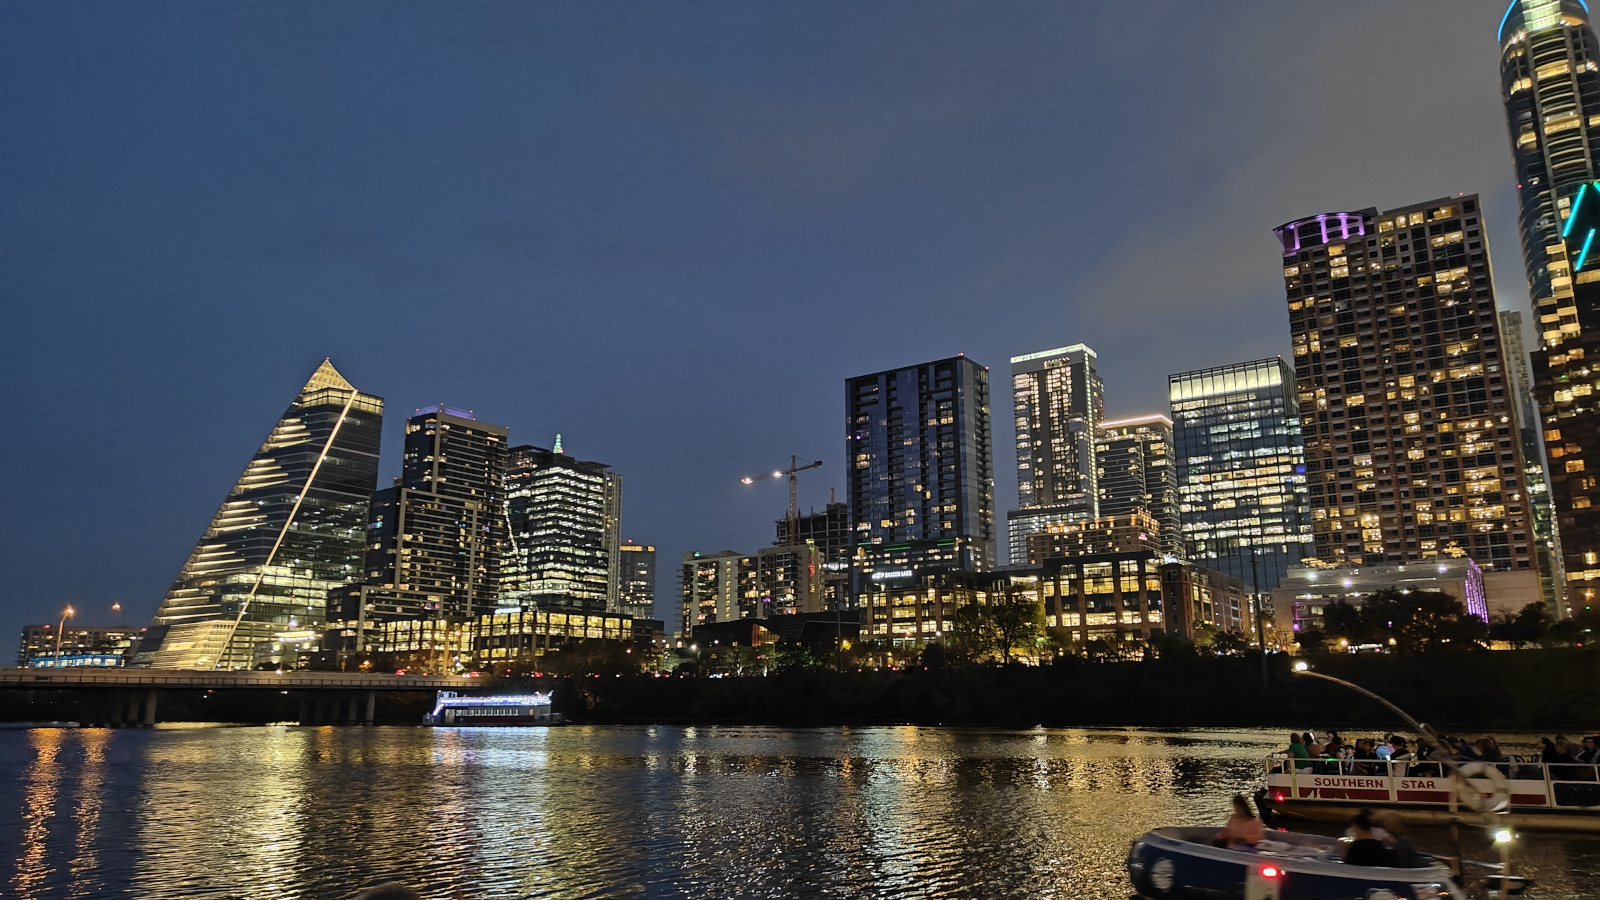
0, 668, 479, 727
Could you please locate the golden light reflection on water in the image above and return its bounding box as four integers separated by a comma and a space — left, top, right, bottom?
0, 725, 1596, 898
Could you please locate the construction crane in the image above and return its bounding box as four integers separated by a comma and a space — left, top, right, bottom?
740, 455, 823, 546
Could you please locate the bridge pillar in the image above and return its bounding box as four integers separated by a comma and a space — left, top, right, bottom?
141, 689, 157, 727
298, 695, 308, 725
363, 690, 375, 726
347, 693, 359, 725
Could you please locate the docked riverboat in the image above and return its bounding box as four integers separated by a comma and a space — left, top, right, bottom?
424, 691, 556, 726
1258, 757, 1600, 832
1127, 827, 1463, 900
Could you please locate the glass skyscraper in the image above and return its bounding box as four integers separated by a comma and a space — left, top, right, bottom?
343, 406, 509, 657
1007, 344, 1103, 564
501, 441, 622, 613
140, 360, 384, 669
846, 355, 996, 583
1499, 0, 1600, 613
1096, 415, 1182, 558
618, 541, 657, 621
1169, 358, 1311, 591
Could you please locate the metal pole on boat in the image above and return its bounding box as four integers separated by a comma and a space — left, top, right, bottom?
1290, 662, 1512, 887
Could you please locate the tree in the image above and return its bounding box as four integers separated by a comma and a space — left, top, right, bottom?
1211, 631, 1251, 656
948, 603, 999, 665
990, 594, 1046, 663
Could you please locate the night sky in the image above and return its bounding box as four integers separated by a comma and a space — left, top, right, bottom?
1, 0, 1525, 639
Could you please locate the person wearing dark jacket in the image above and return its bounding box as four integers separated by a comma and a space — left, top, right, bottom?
1344, 810, 1393, 867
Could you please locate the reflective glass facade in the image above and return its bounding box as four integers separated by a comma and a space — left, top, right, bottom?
846, 356, 996, 579
1170, 358, 1311, 591
141, 360, 384, 669
617, 541, 657, 621
502, 444, 621, 613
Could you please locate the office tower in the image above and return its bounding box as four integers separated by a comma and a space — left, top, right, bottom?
775, 500, 854, 609
346, 405, 508, 653
1096, 415, 1181, 557
1170, 358, 1312, 591
140, 360, 383, 669
1499, 2, 1600, 613
1275, 197, 1544, 609
618, 541, 657, 620
502, 441, 622, 613
1007, 344, 1103, 563
846, 355, 996, 580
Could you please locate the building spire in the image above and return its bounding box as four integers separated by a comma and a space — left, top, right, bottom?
553, 433, 563, 454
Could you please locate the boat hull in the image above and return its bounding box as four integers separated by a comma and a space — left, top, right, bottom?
1127, 827, 1463, 900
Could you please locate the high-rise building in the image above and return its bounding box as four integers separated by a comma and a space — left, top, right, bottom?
343, 405, 509, 655
501, 440, 622, 613
1501, 310, 1565, 610
139, 360, 383, 669
1275, 197, 1544, 610
1170, 358, 1312, 591
1096, 415, 1181, 557
1498, 1, 1600, 614
1007, 344, 1103, 564
775, 500, 854, 609
618, 541, 657, 620
680, 550, 757, 634
846, 355, 996, 582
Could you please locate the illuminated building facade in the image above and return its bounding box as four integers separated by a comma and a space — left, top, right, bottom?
501, 441, 622, 613
1024, 511, 1163, 563
1270, 558, 1491, 638
846, 355, 996, 581
1502, 310, 1566, 610
1276, 197, 1544, 606
1500, 1, 1600, 613
19, 625, 146, 667
1096, 415, 1181, 557
472, 607, 634, 666
680, 550, 757, 633
617, 541, 657, 620
1007, 344, 1103, 564
140, 360, 384, 669
345, 406, 509, 656
1169, 358, 1311, 591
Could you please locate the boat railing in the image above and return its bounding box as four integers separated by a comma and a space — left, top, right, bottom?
1266, 755, 1600, 808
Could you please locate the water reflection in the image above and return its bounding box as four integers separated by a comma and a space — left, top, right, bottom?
0, 725, 1595, 898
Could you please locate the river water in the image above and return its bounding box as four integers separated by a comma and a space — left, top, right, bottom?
0, 724, 1597, 899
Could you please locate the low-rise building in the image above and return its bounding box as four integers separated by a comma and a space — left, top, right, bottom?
17, 625, 145, 667
1270, 558, 1490, 637
1025, 511, 1164, 563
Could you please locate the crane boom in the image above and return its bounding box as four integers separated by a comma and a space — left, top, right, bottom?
738, 455, 822, 545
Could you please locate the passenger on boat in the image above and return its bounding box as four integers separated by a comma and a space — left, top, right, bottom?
1286, 733, 1311, 771
1214, 795, 1266, 848
1449, 736, 1480, 761
1305, 733, 1325, 757
1577, 735, 1600, 765
1343, 811, 1391, 867
1372, 810, 1420, 869
1476, 736, 1507, 763
1375, 735, 1394, 761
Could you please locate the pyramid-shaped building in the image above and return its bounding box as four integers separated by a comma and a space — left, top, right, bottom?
139, 360, 384, 669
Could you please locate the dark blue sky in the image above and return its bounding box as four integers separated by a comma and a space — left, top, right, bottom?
1, 0, 1523, 636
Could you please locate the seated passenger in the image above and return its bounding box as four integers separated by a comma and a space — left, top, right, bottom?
1373, 810, 1420, 869
1343, 811, 1393, 867
1214, 795, 1266, 848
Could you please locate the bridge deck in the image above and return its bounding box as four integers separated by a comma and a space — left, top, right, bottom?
0, 668, 475, 691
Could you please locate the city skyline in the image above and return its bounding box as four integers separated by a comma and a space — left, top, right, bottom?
1, 0, 1542, 641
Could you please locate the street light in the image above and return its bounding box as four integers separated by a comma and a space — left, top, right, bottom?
54, 605, 75, 665
111, 602, 123, 627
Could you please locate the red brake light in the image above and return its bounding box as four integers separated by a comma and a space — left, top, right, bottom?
1260, 866, 1281, 879
1274, 793, 1285, 801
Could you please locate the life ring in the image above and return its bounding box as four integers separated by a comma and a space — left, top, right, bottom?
1454, 761, 1512, 813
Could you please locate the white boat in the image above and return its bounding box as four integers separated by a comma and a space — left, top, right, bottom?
1259, 756, 1600, 832
423, 691, 557, 726
1127, 827, 1463, 899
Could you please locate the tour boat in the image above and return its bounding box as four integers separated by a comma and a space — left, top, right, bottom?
1127, 827, 1463, 900
1257, 757, 1600, 832
423, 691, 556, 726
